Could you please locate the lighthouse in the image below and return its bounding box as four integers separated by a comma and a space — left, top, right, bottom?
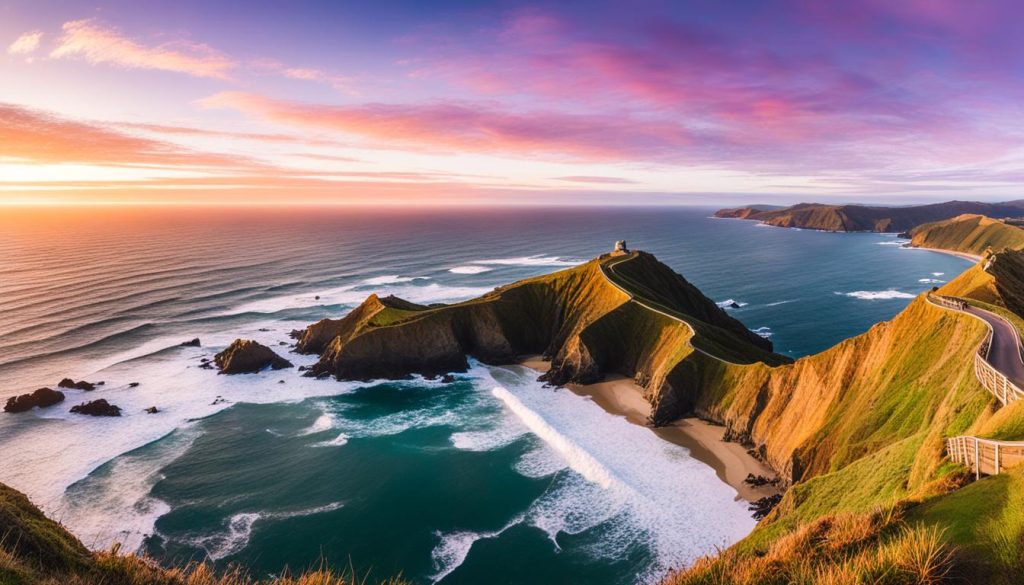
614, 240, 629, 254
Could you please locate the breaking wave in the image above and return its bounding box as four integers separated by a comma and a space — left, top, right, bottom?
836, 290, 915, 300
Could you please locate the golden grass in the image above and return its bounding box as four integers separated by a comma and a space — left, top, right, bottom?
665, 505, 956, 585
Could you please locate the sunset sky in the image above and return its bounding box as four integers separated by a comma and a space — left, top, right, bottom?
2, 0, 1023, 206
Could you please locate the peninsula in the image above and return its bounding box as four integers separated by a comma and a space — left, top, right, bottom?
716, 200, 1024, 233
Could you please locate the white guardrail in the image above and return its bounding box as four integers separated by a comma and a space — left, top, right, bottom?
929, 294, 1024, 476
927, 294, 1024, 406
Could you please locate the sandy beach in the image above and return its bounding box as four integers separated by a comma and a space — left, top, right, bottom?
517, 355, 780, 502
908, 245, 982, 263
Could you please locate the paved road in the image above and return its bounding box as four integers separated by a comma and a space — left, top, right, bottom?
966, 305, 1024, 388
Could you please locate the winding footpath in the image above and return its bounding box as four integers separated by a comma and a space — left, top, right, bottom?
601, 252, 752, 366
927, 294, 1024, 477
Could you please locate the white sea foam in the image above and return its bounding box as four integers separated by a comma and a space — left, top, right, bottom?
876, 241, 906, 246
448, 265, 493, 275
750, 326, 773, 338
312, 432, 349, 447
765, 299, 795, 307
932, 272, 945, 277
716, 299, 748, 309
227, 281, 490, 315
918, 278, 945, 284
361, 275, 430, 286
469, 366, 753, 578
299, 412, 336, 436
836, 290, 915, 300
472, 254, 581, 267
430, 515, 524, 583
193, 502, 344, 561
493, 387, 617, 489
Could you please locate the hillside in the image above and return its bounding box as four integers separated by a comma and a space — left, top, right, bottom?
662, 249, 1024, 584
909, 214, 1024, 257
299, 251, 789, 393
715, 200, 1024, 232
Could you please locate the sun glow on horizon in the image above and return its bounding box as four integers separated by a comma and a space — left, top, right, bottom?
3, 1, 1024, 206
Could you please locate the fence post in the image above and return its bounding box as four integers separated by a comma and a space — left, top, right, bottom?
995, 443, 1001, 474
974, 438, 981, 479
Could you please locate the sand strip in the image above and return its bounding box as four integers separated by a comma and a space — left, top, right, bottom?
908, 246, 982, 263
517, 355, 780, 502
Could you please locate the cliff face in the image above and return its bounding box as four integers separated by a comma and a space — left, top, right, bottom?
715, 201, 1024, 233
663, 250, 1024, 583
304, 252, 784, 399
909, 214, 1024, 256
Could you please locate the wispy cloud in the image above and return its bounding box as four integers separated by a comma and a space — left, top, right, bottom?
0, 102, 248, 167
198, 91, 694, 161
7, 31, 42, 56
49, 19, 235, 79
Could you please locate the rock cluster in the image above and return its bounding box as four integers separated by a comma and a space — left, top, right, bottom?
70, 399, 121, 417
58, 379, 96, 391
4, 388, 65, 413
214, 339, 293, 374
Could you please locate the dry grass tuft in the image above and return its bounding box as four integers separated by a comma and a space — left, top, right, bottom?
665, 503, 956, 585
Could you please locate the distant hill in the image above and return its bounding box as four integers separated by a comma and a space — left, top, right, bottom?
909, 214, 1024, 257
715, 200, 1024, 233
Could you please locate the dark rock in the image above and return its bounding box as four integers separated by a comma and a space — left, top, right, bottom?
728, 301, 741, 309
4, 388, 65, 413
315, 295, 320, 300
289, 328, 306, 340
144, 406, 159, 414
298, 365, 309, 371
57, 378, 95, 391
441, 374, 456, 383
278, 341, 288, 346
128, 382, 140, 388
258, 328, 271, 332
278, 380, 285, 384
96, 381, 105, 386
70, 399, 121, 417
214, 339, 293, 374
211, 396, 228, 405
743, 474, 777, 487
180, 338, 201, 347
749, 494, 782, 521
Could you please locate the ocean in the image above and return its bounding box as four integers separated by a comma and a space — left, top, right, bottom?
0, 206, 971, 584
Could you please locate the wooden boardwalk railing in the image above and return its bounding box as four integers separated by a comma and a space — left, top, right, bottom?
929, 294, 1024, 476
947, 435, 1024, 479
927, 294, 1024, 406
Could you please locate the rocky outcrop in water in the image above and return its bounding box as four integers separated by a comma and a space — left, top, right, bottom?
57, 378, 95, 391
70, 399, 121, 417
180, 338, 201, 347
214, 339, 293, 374
4, 388, 65, 413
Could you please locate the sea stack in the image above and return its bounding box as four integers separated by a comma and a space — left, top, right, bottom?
214, 339, 294, 374
70, 399, 121, 417
4, 388, 65, 413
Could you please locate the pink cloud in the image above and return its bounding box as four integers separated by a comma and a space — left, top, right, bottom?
199, 91, 694, 160
7, 31, 42, 55
50, 19, 234, 79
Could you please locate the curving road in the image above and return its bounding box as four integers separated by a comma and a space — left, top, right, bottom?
964, 305, 1024, 388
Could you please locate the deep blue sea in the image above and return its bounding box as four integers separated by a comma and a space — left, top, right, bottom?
0, 207, 971, 584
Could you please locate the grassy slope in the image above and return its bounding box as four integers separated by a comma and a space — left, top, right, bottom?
311, 252, 787, 401
665, 250, 1024, 583
910, 214, 1024, 256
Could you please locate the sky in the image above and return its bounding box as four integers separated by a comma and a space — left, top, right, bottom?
2, 0, 1024, 206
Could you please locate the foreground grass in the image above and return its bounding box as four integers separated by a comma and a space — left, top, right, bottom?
669, 504, 957, 585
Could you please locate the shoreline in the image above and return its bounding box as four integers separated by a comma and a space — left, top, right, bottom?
517, 356, 780, 502
906, 245, 982, 263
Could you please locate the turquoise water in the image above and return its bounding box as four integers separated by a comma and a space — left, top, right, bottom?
0, 207, 972, 584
